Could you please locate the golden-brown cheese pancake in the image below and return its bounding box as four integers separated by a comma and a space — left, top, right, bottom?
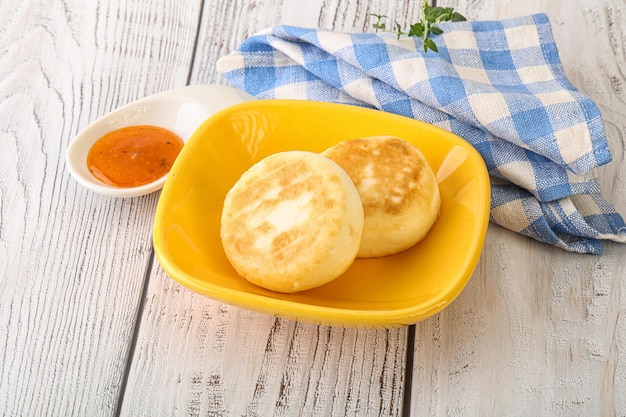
323, 136, 440, 257
220, 151, 364, 293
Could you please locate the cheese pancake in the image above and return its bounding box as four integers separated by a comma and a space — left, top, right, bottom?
220, 151, 364, 293
323, 136, 440, 257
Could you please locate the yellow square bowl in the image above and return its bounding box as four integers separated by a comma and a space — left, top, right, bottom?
153, 99, 490, 327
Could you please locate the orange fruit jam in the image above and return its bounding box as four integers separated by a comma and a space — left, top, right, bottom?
87, 125, 184, 188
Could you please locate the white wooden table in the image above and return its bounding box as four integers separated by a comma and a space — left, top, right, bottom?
2, 0, 625, 416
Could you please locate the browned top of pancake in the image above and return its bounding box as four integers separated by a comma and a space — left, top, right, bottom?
222, 152, 347, 266
323, 136, 433, 216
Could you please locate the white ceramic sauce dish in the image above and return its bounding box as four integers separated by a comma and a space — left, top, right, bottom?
65, 84, 254, 198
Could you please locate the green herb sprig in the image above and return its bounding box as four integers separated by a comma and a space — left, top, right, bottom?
371, 0, 466, 53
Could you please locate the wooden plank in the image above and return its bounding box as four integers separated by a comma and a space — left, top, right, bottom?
120, 268, 406, 416
121, 1, 408, 416
0, 0, 201, 415
408, 0, 626, 415
7, 0, 623, 415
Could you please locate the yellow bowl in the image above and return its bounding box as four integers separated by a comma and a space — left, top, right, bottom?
153, 100, 490, 327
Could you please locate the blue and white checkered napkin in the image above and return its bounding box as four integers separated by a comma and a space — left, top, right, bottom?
216, 13, 626, 254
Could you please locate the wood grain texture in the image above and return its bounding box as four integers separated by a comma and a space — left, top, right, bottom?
120, 1, 407, 416
410, 1, 626, 416
0, 0, 199, 415
190, 0, 287, 85
2, 0, 626, 416
120, 268, 406, 416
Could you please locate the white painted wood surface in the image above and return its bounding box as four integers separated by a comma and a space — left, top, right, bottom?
411, 1, 626, 416
1, 0, 625, 416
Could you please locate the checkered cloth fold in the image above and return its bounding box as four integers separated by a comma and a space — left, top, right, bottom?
217, 13, 626, 254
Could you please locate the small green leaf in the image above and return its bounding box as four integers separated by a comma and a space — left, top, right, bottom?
425, 38, 438, 52
435, 8, 452, 22
430, 26, 443, 35
451, 12, 467, 22
426, 8, 442, 22
408, 22, 425, 37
